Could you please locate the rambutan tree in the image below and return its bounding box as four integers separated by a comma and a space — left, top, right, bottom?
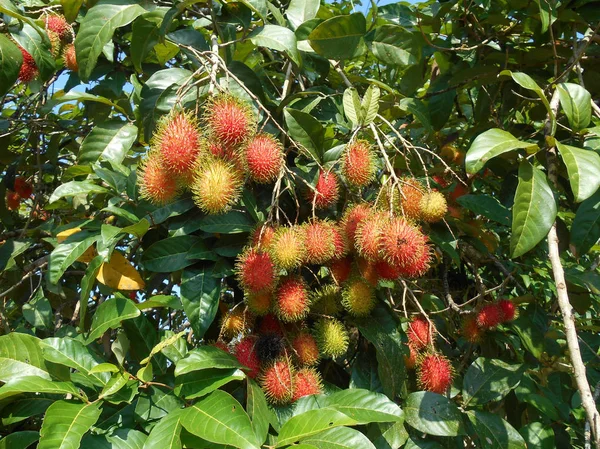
1, 0, 600, 448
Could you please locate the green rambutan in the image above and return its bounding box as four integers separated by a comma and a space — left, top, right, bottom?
341, 277, 376, 317
313, 318, 349, 358
420, 191, 448, 223
18, 47, 38, 83
260, 358, 295, 404
341, 203, 372, 246
274, 276, 310, 322
306, 170, 339, 209
303, 219, 336, 265
476, 304, 503, 329
191, 157, 243, 214
268, 226, 305, 270
234, 336, 260, 378
292, 368, 323, 402
462, 316, 483, 343
400, 178, 424, 221
48, 31, 61, 57
245, 291, 272, 316
310, 284, 342, 316
243, 133, 284, 183
138, 151, 180, 205
343, 139, 376, 187
329, 256, 352, 284
498, 299, 517, 322
235, 247, 276, 293
417, 353, 454, 394
153, 111, 202, 175
291, 332, 320, 366
204, 94, 256, 146
407, 317, 435, 350
63, 44, 78, 72
221, 307, 249, 338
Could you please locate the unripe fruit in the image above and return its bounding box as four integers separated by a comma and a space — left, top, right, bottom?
204, 94, 256, 146
400, 178, 424, 220
153, 111, 202, 175
417, 353, 454, 394
234, 336, 260, 378
221, 307, 249, 338
476, 304, 503, 329
245, 291, 272, 316
461, 316, 483, 343
14, 178, 32, 198
498, 299, 516, 322
292, 368, 323, 402
407, 317, 434, 350
235, 247, 276, 293
420, 191, 448, 223
192, 157, 243, 214
314, 318, 349, 358
291, 332, 320, 366
45, 14, 71, 41
355, 213, 386, 260
243, 133, 283, 183
342, 203, 372, 246
260, 358, 295, 404
48, 31, 61, 57
343, 139, 376, 187
307, 170, 339, 209
341, 277, 376, 316
63, 44, 78, 71
275, 276, 310, 322
310, 284, 342, 316
268, 226, 305, 270
329, 256, 352, 285
6, 191, 20, 211
138, 151, 180, 205
251, 223, 276, 249
18, 47, 38, 83
303, 220, 336, 265
379, 218, 428, 267
256, 333, 285, 363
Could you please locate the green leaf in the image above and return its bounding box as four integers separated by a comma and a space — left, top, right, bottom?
41, 337, 110, 386
99, 371, 130, 399
198, 211, 254, 234
142, 236, 201, 272
511, 315, 545, 359
131, 15, 162, 73
1, 398, 53, 426
106, 428, 148, 449
79, 255, 103, 330
571, 189, 600, 256
175, 346, 243, 376
520, 393, 560, 421
467, 411, 526, 449
465, 129, 536, 174
51, 90, 129, 116
510, 161, 557, 258
49, 181, 108, 204
12, 24, 55, 81
0, 376, 83, 402
456, 194, 511, 226
0, 431, 39, 449
137, 295, 182, 310
0, 333, 62, 381
343, 88, 362, 127
276, 408, 358, 447
0, 358, 50, 383
247, 379, 274, 446
308, 13, 366, 60
87, 295, 141, 343
370, 421, 408, 449
181, 266, 221, 339
284, 108, 325, 162
287, 0, 319, 29
557, 83, 592, 131
39, 401, 101, 449
79, 121, 138, 165
89, 363, 119, 374
136, 385, 183, 425
365, 25, 420, 66
404, 392, 465, 437
174, 368, 245, 399
249, 25, 301, 67
519, 422, 555, 449
238, 0, 267, 20
61, 0, 84, 22
22, 287, 53, 330
462, 358, 525, 407
48, 230, 99, 284
143, 410, 184, 449
361, 85, 380, 125
320, 389, 404, 424
0, 35, 22, 97
75, 0, 145, 81
398, 98, 432, 133
556, 142, 600, 202
535, 0, 556, 33
302, 427, 376, 449
180, 390, 260, 449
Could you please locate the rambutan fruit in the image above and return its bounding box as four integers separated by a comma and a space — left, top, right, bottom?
6, 191, 20, 211
342, 139, 376, 187
235, 247, 276, 293
432, 175, 449, 189
14, 178, 32, 198
420, 191, 447, 223
138, 151, 180, 205
310, 284, 342, 316
404, 344, 417, 369
355, 213, 387, 260
306, 170, 339, 209
303, 219, 336, 265
417, 353, 454, 394
399, 178, 424, 221
153, 111, 202, 175
407, 317, 435, 350
221, 307, 249, 338
234, 336, 260, 378
461, 316, 483, 343
212, 340, 230, 353
260, 358, 295, 404
268, 226, 305, 270
191, 157, 243, 214
397, 244, 431, 279
48, 31, 61, 57
341, 277, 376, 317
379, 217, 427, 267
313, 318, 349, 358
45, 14, 71, 41
329, 256, 352, 284
251, 223, 276, 249
256, 333, 285, 363
274, 276, 310, 322
329, 224, 349, 258
245, 291, 272, 316
204, 94, 256, 146
476, 303, 503, 329
18, 47, 38, 83
257, 314, 284, 336
291, 332, 320, 366
63, 44, 78, 72
243, 133, 283, 183
341, 203, 372, 246
498, 299, 517, 322
375, 259, 401, 280
292, 367, 323, 402
202, 139, 235, 161
356, 257, 379, 286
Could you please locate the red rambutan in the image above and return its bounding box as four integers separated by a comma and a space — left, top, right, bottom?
275, 276, 310, 322
291, 332, 320, 366
14, 178, 32, 198
243, 133, 283, 183
63, 44, 78, 71
343, 139, 376, 187
400, 178, 424, 221
213, 340, 230, 353
432, 175, 449, 188
417, 353, 454, 394
498, 299, 516, 322
204, 94, 256, 146
236, 247, 276, 293
153, 111, 202, 175
303, 220, 336, 265
379, 218, 427, 267
355, 213, 386, 260
260, 358, 295, 404
329, 256, 352, 284
138, 151, 180, 205
396, 243, 431, 279
404, 344, 418, 369
251, 223, 276, 249
6, 191, 20, 211
18, 47, 38, 83
356, 257, 379, 286
268, 226, 305, 270
45, 14, 71, 40
462, 316, 483, 343
375, 259, 401, 280
476, 304, 503, 329
307, 170, 339, 209
191, 157, 243, 214
407, 317, 435, 350
329, 223, 349, 258
257, 314, 284, 336
341, 203, 372, 248
292, 367, 323, 402
234, 336, 260, 378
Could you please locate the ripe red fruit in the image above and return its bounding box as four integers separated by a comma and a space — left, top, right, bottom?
303, 220, 336, 265
138, 152, 180, 205
404, 344, 417, 369
356, 257, 379, 286
204, 94, 255, 146
400, 178, 424, 220
236, 247, 276, 293
355, 213, 386, 260
18, 47, 38, 83
476, 304, 503, 329
291, 332, 320, 366
379, 218, 428, 267
407, 317, 434, 350
292, 368, 323, 402
275, 277, 310, 322
449, 183, 469, 203
343, 139, 376, 187
14, 178, 32, 198
498, 299, 516, 322
260, 358, 295, 404
374, 259, 401, 280
153, 111, 202, 175
257, 314, 284, 336
397, 245, 431, 279
329, 224, 349, 258
234, 336, 260, 378
63, 44, 78, 72
243, 133, 283, 183
329, 256, 352, 284
342, 203, 372, 246
462, 316, 483, 343
432, 175, 449, 188
213, 340, 230, 353
251, 223, 276, 249
192, 157, 243, 214
307, 170, 339, 209
417, 354, 454, 394
5, 191, 20, 211
45, 14, 71, 40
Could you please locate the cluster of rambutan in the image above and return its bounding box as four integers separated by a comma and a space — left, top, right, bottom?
5, 177, 33, 211
461, 299, 517, 343
378, 178, 449, 224
138, 94, 285, 214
